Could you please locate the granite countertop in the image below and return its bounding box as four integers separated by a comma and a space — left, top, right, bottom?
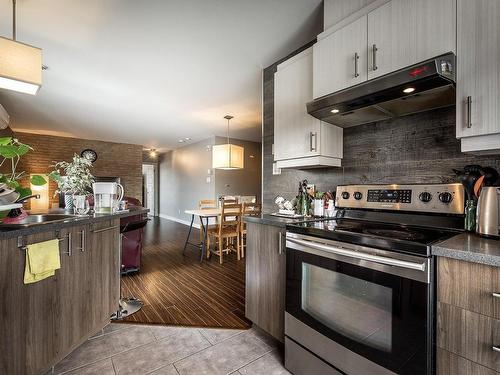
432, 233, 500, 266
243, 213, 327, 228
0, 206, 149, 240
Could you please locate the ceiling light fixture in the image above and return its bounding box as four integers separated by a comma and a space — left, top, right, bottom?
403, 87, 415, 94
0, 0, 43, 95
331, 109, 340, 114
149, 148, 157, 158
178, 139, 184, 143
185, 137, 191, 141
212, 115, 244, 170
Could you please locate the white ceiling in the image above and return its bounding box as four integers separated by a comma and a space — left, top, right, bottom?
0, 0, 322, 151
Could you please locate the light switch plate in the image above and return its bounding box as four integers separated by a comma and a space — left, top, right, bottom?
206, 176, 211, 183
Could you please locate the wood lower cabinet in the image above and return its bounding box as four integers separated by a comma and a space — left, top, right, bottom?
245, 222, 286, 342
89, 220, 121, 325
437, 257, 500, 374
437, 348, 497, 375
0, 219, 120, 375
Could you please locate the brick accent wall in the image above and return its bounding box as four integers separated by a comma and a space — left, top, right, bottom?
13, 132, 143, 207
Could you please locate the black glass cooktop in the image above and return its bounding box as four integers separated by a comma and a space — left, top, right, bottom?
287, 218, 461, 256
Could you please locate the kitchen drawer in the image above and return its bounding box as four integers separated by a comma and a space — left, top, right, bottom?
438, 257, 500, 319
437, 348, 498, 375
437, 302, 500, 371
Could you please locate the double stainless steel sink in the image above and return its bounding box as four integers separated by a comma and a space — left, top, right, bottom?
0, 214, 87, 229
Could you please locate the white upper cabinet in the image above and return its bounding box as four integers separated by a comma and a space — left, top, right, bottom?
456, 0, 500, 153
274, 47, 343, 168
367, 0, 456, 80
313, 0, 456, 99
313, 16, 368, 99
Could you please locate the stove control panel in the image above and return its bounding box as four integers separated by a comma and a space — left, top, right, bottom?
367, 189, 411, 203
336, 183, 464, 215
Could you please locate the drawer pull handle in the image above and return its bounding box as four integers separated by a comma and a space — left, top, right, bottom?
492, 293, 500, 298
493, 346, 500, 353
91, 225, 118, 233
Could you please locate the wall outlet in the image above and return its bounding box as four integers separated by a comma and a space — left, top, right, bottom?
206, 176, 211, 183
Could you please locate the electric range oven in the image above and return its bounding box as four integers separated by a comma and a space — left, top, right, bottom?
284, 183, 465, 375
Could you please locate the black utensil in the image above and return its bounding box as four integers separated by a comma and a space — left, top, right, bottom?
481, 167, 499, 186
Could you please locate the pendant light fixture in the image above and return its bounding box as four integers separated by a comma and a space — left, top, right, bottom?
0, 0, 43, 95
212, 115, 244, 170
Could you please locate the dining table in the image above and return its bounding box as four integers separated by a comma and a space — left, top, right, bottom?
182, 207, 239, 262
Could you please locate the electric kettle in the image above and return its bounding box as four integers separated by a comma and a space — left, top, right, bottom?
93, 182, 124, 214
476, 187, 500, 237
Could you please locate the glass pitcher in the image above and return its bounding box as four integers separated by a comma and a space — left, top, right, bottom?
93, 182, 124, 214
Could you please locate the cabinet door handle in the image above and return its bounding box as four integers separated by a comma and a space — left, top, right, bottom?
310, 132, 317, 152
466, 96, 472, 128
354, 52, 360, 77
80, 229, 86, 252
493, 346, 500, 353
65, 232, 72, 256
91, 225, 118, 233
492, 292, 500, 298
278, 232, 284, 255
372, 44, 378, 71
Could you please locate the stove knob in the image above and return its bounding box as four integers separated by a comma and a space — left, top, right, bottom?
439, 192, 453, 204
353, 192, 362, 200
341, 192, 350, 200
419, 192, 432, 203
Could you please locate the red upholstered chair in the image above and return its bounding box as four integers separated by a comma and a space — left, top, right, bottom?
120, 197, 148, 274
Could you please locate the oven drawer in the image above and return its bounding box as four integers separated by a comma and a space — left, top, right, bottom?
285, 337, 343, 375
438, 257, 500, 319
437, 302, 500, 371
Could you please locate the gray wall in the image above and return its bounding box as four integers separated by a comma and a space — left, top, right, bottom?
159, 136, 262, 223
214, 136, 262, 202
262, 65, 500, 213
159, 138, 215, 223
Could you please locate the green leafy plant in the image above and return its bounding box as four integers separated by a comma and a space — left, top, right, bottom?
0, 137, 46, 200
49, 154, 94, 196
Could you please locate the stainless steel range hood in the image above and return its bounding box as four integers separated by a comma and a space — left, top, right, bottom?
307, 53, 456, 127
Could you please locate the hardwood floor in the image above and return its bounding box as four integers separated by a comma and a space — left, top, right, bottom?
119, 217, 251, 329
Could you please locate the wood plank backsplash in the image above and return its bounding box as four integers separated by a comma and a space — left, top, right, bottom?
262, 64, 500, 213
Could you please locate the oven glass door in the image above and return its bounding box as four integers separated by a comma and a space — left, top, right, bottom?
286, 245, 431, 374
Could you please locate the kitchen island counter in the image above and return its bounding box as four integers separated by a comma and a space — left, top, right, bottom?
432, 233, 500, 266
0, 206, 148, 240
0, 207, 147, 375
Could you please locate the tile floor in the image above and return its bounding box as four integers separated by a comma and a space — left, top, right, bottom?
49, 323, 291, 375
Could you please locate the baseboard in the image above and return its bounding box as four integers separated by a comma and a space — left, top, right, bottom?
158, 214, 201, 229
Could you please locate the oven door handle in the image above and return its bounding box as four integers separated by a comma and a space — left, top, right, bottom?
287, 237, 426, 272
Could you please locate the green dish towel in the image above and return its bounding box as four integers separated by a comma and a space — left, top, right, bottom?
24, 239, 61, 284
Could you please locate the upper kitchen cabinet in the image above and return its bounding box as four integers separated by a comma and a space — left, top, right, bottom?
456, 0, 500, 154
367, 0, 456, 80
274, 47, 343, 169
313, 16, 368, 99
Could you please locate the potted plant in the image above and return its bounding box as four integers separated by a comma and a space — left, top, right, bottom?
0, 136, 47, 217
49, 154, 94, 211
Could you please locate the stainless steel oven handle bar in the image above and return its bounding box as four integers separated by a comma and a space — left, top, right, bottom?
287, 237, 426, 272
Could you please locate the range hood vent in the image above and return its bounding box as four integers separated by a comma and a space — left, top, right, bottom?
307, 53, 456, 127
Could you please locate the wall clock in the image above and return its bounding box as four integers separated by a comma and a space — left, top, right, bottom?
81, 149, 98, 163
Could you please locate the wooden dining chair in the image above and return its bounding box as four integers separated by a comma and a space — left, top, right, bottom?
240, 202, 261, 258
199, 199, 218, 243
207, 203, 242, 264
221, 196, 238, 205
